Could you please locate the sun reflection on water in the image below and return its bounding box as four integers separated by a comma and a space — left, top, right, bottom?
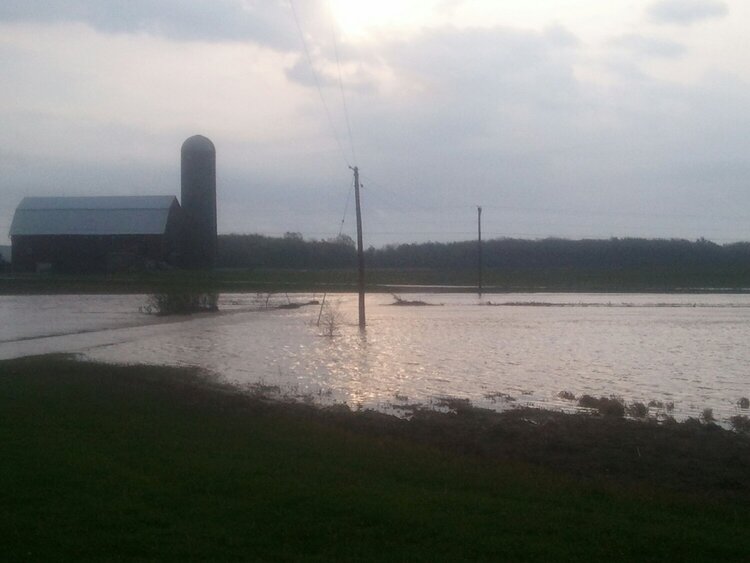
3, 292, 750, 423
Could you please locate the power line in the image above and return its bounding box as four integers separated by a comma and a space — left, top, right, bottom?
288, 0, 359, 249
357, 172, 750, 224
288, 0, 351, 167
358, 172, 469, 213
338, 181, 354, 236
327, 0, 357, 166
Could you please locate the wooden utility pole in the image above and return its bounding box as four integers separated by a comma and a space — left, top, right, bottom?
352, 166, 366, 328
477, 206, 483, 295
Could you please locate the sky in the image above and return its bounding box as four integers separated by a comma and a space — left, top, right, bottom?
1, 0, 749, 247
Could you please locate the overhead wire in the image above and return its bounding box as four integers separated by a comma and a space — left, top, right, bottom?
288, 0, 351, 167
358, 172, 471, 213
287, 3, 744, 245
327, 0, 357, 166
338, 181, 354, 236
359, 171, 750, 223
326, 1, 357, 235
287, 0, 361, 245
351, 170, 750, 243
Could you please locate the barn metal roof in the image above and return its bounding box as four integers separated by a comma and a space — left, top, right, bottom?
10, 196, 179, 236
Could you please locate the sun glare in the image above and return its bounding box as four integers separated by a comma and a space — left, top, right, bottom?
328, 0, 436, 37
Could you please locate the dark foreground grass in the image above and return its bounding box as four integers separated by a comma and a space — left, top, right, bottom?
1, 356, 749, 561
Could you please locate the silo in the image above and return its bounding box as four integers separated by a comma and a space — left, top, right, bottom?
181, 135, 217, 269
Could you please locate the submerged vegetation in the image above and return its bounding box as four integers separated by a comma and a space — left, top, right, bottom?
731, 415, 750, 433
625, 401, 649, 419
390, 294, 437, 306
2, 356, 750, 560
141, 291, 219, 315
317, 300, 344, 337
701, 407, 716, 424
577, 394, 626, 417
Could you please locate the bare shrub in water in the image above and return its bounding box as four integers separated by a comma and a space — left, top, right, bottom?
730, 415, 750, 433
319, 302, 343, 337
626, 401, 649, 419
738, 397, 750, 409
257, 292, 275, 308
142, 292, 219, 316
558, 390, 576, 401
391, 294, 432, 306
577, 395, 597, 409
701, 408, 715, 424
484, 392, 516, 403
578, 395, 625, 417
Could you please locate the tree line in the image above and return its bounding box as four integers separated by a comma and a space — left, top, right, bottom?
218, 233, 750, 273
218, 233, 357, 270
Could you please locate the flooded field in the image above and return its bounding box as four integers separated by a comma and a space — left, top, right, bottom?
2, 292, 750, 422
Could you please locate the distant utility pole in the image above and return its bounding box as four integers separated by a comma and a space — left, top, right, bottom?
477, 206, 483, 295
352, 166, 366, 328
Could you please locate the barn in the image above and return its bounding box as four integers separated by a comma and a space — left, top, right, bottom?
9, 196, 183, 273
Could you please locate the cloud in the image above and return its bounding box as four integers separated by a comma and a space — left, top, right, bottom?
611, 33, 686, 58
381, 25, 580, 104
648, 0, 728, 25
2, 8, 750, 245
284, 56, 335, 89
326, 26, 587, 207
283, 25, 582, 166
316, 24, 750, 242
0, 0, 310, 49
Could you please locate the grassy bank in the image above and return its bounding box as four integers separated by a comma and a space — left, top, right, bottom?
2, 356, 749, 561
3, 266, 750, 295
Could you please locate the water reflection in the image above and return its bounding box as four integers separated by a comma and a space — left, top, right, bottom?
2, 292, 750, 423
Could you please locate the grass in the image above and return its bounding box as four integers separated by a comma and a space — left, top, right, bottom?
5, 265, 750, 295
2, 356, 750, 561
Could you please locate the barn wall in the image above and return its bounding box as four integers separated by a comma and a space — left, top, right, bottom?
11, 234, 169, 273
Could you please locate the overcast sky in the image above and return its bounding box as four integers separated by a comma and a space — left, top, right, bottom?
2, 0, 749, 246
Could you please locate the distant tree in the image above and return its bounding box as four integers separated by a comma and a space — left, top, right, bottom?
217, 233, 356, 269
327, 234, 355, 247
217, 234, 750, 286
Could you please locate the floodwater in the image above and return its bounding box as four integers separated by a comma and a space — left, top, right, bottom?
1, 292, 750, 423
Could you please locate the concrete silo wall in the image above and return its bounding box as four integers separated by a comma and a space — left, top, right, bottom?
180, 135, 217, 269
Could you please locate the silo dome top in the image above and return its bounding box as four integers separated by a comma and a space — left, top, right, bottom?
181, 134, 215, 153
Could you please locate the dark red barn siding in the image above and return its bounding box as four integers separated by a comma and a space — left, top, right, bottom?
9, 196, 183, 273
11, 234, 173, 273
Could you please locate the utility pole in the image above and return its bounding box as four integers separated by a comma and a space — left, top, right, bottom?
477, 206, 483, 295
352, 166, 366, 328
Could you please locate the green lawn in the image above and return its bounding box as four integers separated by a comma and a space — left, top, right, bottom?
1, 356, 748, 561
